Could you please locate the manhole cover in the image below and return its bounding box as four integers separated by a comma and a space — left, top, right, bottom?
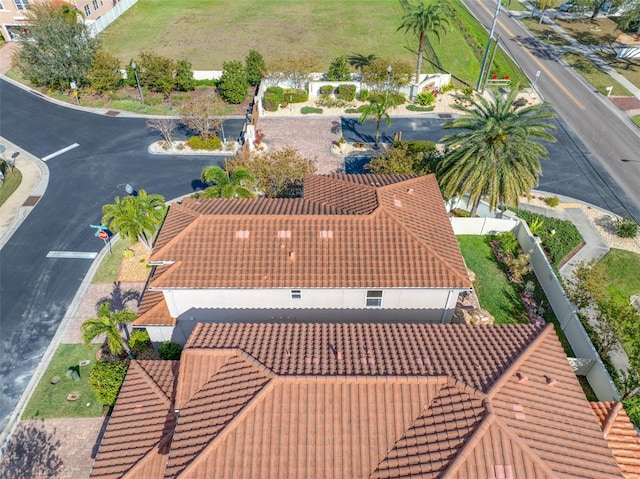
439, 113, 452, 119
66, 393, 80, 401
79, 360, 91, 367
23, 196, 40, 207
105, 110, 120, 117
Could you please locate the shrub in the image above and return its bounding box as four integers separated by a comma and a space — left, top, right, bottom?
187, 135, 222, 150
441, 83, 455, 93
316, 96, 348, 108
529, 217, 545, 236
319, 85, 334, 96
174, 59, 195, 91
406, 104, 435, 112
89, 360, 128, 406
451, 208, 471, 217
338, 84, 357, 102
129, 329, 151, 352
265, 86, 285, 101
245, 49, 266, 86
416, 91, 436, 106
137, 51, 176, 96
193, 79, 218, 87
345, 106, 365, 114
158, 341, 182, 360
359, 89, 369, 101
263, 95, 280, 111
614, 217, 639, 238
389, 92, 406, 105
219, 60, 248, 104
544, 196, 560, 207
496, 231, 520, 257
87, 51, 123, 94
283, 88, 308, 103
301, 106, 323, 114
327, 55, 351, 81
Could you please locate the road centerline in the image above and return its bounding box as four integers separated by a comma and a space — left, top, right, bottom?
41, 143, 79, 162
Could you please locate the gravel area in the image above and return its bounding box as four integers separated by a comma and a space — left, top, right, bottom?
522, 194, 640, 254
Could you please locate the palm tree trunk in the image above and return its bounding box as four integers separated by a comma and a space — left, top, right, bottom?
470, 197, 481, 217
375, 118, 381, 145
416, 32, 425, 85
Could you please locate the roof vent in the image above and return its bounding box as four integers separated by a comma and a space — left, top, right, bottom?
305, 357, 311, 365
516, 372, 528, 383
545, 375, 557, 386
319, 230, 333, 238
393, 198, 402, 208
493, 465, 513, 479
288, 251, 296, 262
277, 230, 291, 238
312, 357, 320, 365
360, 357, 367, 365
512, 404, 526, 421
407, 188, 414, 194
235, 230, 250, 238
416, 357, 423, 366
284, 348, 291, 358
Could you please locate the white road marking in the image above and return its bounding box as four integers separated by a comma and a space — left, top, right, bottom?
47, 251, 97, 259
42, 143, 79, 162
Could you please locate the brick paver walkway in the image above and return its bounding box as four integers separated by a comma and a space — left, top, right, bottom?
258, 118, 343, 174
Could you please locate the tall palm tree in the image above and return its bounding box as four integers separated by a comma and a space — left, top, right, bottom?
81, 302, 136, 357
102, 190, 167, 250
438, 86, 556, 216
200, 166, 256, 198
348, 53, 378, 91
358, 97, 394, 146
397, 0, 450, 85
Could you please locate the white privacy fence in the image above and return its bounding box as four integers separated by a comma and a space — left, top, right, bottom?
451, 211, 620, 400
88, 0, 138, 37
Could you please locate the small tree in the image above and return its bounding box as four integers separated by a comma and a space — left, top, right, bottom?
158, 341, 182, 360
15, 2, 100, 90
146, 118, 177, 146
228, 147, 317, 198
245, 49, 266, 86
179, 94, 226, 141
365, 141, 438, 174
327, 55, 351, 81
89, 360, 128, 406
358, 97, 394, 146
175, 59, 195, 91
362, 58, 413, 92
200, 165, 256, 198
87, 51, 122, 94
219, 60, 249, 104
267, 54, 320, 89
81, 302, 136, 356
137, 51, 176, 96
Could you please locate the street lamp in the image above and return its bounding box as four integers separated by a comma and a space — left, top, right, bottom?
131, 61, 144, 104
385, 64, 392, 105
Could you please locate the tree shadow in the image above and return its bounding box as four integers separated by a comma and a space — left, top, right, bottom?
96, 281, 141, 312
512, 35, 561, 62
0, 421, 63, 479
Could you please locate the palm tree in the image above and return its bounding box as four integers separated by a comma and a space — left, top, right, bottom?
200, 165, 256, 198
348, 53, 378, 91
358, 98, 394, 146
438, 86, 556, 216
102, 190, 167, 250
81, 302, 136, 357
397, 0, 450, 85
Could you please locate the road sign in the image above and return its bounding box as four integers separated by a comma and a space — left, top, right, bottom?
98, 230, 108, 240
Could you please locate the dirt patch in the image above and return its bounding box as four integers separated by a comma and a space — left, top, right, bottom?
118, 242, 151, 282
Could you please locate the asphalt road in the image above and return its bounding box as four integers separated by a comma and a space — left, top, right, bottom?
460, 0, 640, 220
342, 116, 638, 218
0, 78, 242, 430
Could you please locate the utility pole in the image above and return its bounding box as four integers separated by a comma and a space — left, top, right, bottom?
476, 0, 501, 92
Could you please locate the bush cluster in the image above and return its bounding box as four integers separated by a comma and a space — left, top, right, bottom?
514, 209, 583, 266
187, 135, 222, 150
614, 217, 638, 238
416, 91, 436, 106
129, 329, 151, 352
544, 196, 560, 207
319, 85, 334, 96
406, 104, 435, 112
301, 106, 323, 114
158, 341, 182, 360
359, 89, 369, 101
89, 360, 128, 406
283, 88, 308, 103
338, 84, 357, 102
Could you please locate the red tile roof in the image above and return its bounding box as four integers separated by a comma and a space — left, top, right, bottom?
91, 323, 624, 478
146, 174, 471, 290
591, 401, 640, 478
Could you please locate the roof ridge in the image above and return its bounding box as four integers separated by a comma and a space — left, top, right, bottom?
123, 430, 174, 478
375, 174, 424, 191
376, 207, 471, 287
486, 324, 553, 398
148, 261, 181, 289
131, 361, 172, 406
602, 401, 624, 438
176, 380, 276, 478
133, 293, 173, 326
150, 213, 204, 261
446, 376, 487, 402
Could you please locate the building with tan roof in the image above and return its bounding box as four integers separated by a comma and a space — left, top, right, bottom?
90, 322, 626, 478
135, 174, 473, 344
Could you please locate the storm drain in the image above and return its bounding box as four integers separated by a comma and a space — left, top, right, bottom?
439, 113, 452, 119
105, 110, 120, 117
23, 196, 40, 207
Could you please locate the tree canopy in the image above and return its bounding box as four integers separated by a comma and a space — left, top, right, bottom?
81, 302, 136, 356
438, 86, 556, 215
200, 166, 256, 198
15, 2, 100, 90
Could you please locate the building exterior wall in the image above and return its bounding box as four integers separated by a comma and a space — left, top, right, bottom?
162, 287, 461, 318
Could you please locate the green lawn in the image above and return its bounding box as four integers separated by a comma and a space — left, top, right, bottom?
457, 235, 529, 324
22, 344, 104, 419
563, 52, 633, 97
593, 248, 640, 302
0, 167, 22, 207
632, 115, 640, 127
92, 239, 128, 284
100, 0, 526, 87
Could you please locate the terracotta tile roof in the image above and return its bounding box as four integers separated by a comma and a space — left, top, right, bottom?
146, 174, 470, 289
591, 401, 640, 478
92, 323, 625, 478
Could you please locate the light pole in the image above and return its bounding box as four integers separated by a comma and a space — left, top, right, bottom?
220, 121, 226, 145
131, 61, 144, 104
477, 0, 501, 92
385, 64, 392, 105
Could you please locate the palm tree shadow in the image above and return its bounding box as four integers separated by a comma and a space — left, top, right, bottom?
96, 281, 141, 312
0, 420, 63, 479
